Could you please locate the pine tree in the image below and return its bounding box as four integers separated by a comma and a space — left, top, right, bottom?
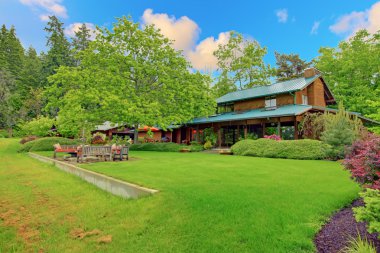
0, 25, 7, 69
275, 52, 311, 81
21, 46, 42, 90
5, 26, 25, 77
43, 16, 72, 77
71, 23, 92, 65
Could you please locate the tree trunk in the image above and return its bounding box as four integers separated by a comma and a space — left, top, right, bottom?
7, 127, 12, 138
134, 124, 139, 144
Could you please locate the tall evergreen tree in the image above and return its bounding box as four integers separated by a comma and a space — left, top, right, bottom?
43, 16, 72, 77
71, 23, 92, 65
5, 26, 25, 77
275, 52, 311, 81
21, 46, 42, 90
0, 25, 7, 68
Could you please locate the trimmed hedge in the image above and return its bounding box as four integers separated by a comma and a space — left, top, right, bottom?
129, 142, 204, 152
18, 137, 80, 152
231, 138, 330, 160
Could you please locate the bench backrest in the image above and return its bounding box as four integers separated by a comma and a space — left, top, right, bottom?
82, 146, 112, 156
121, 146, 129, 154
60, 145, 78, 150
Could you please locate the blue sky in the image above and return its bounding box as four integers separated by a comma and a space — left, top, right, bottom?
1, 0, 380, 70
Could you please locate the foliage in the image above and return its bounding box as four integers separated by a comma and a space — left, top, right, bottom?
71, 23, 92, 65
47, 17, 215, 142
264, 134, 281, 141
109, 135, 131, 146
245, 132, 258, 140
213, 31, 275, 90
344, 134, 380, 189
212, 70, 237, 98
275, 52, 311, 81
315, 30, 380, 120
18, 137, 80, 152
129, 142, 203, 152
0, 129, 7, 138
231, 138, 330, 160
341, 233, 376, 253
203, 140, 213, 150
19, 116, 55, 137
203, 127, 217, 145
321, 103, 363, 159
91, 132, 107, 145
354, 189, 380, 236
299, 112, 325, 140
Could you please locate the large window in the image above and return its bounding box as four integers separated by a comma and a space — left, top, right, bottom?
217, 103, 234, 113
265, 96, 277, 108
302, 95, 308, 105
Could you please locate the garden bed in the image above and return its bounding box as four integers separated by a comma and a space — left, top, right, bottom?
314, 198, 380, 253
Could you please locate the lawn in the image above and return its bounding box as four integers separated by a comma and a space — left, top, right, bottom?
1, 139, 360, 252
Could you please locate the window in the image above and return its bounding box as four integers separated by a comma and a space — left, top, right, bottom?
302, 95, 308, 105
217, 103, 234, 113
265, 96, 276, 108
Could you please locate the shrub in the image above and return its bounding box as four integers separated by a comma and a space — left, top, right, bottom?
91, 132, 107, 145
341, 233, 376, 253
231, 138, 330, 160
0, 129, 8, 138
20, 116, 55, 137
18, 137, 80, 152
19, 136, 38, 144
203, 140, 213, 150
343, 134, 380, 189
203, 127, 217, 145
353, 189, 380, 236
129, 142, 203, 152
321, 103, 363, 159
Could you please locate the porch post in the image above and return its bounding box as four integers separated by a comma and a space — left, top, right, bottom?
217, 127, 222, 148
277, 119, 281, 137
262, 122, 266, 137
244, 124, 247, 139
196, 124, 200, 143
294, 117, 299, 140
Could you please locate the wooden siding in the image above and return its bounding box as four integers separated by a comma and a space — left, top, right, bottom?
277, 93, 294, 106
307, 79, 326, 107
234, 97, 265, 111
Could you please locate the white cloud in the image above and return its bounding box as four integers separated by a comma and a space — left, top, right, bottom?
310, 21, 321, 35
187, 32, 230, 71
141, 9, 230, 71
19, 0, 68, 20
142, 8, 200, 52
330, 1, 380, 37
276, 9, 288, 23
65, 23, 97, 40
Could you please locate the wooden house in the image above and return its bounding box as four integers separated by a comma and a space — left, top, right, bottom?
173, 68, 375, 146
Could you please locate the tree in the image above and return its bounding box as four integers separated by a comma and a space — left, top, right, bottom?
4, 26, 25, 77
0, 69, 18, 136
213, 31, 274, 90
43, 16, 72, 78
0, 25, 7, 68
315, 29, 380, 118
212, 70, 237, 98
71, 23, 92, 56
275, 52, 311, 81
47, 17, 215, 141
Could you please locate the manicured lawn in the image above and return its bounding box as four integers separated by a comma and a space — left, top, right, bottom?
1, 139, 359, 252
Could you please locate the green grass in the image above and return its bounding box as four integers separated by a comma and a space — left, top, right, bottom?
1, 139, 360, 252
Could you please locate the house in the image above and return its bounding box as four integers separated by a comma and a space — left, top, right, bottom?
94, 121, 175, 142
174, 68, 376, 147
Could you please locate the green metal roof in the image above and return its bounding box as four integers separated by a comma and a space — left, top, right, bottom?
189, 104, 312, 125
216, 75, 321, 104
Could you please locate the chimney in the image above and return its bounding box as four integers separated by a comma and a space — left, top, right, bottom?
304, 68, 320, 78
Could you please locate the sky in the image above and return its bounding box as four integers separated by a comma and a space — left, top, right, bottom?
1, 0, 380, 71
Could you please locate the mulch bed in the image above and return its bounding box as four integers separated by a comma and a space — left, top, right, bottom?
315, 199, 380, 253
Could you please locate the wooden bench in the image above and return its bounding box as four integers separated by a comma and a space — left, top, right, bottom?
77, 146, 112, 163
112, 146, 129, 161
54, 144, 78, 158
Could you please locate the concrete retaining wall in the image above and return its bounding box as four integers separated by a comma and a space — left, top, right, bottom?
29, 153, 158, 199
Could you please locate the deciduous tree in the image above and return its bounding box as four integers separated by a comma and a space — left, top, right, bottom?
275, 52, 311, 81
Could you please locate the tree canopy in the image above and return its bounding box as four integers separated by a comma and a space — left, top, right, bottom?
275, 52, 311, 81
47, 17, 215, 138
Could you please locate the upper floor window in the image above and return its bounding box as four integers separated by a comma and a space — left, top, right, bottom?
302, 95, 308, 105
217, 103, 234, 113
265, 96, 276, 108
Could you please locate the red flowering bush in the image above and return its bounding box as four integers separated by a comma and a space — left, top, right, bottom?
343, 134, 380, 189
264, 134, 281, 141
